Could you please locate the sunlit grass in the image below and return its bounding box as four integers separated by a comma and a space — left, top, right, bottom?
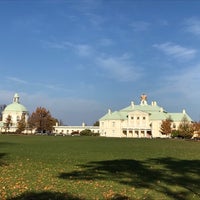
0, 135, 200, 200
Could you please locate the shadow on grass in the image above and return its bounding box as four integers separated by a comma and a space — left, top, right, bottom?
0, 141, 17, 166
0, 153, 7, 166
6, 191, 84, 200
6, 191, 131, 200
59, 157, 200, 200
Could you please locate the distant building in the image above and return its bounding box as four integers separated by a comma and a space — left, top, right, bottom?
99, 94, 193, 138
0, 93, 193, 137
0, 93, 29, 132
53, 122, 99, 136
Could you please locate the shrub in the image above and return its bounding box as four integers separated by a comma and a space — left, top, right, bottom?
80, 129, 99, 136
171, 130, 181, 138
71, 131, 80, 136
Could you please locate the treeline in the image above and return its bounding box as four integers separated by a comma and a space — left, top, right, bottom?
160, 116, 200, 139
3, 107, 58, 134
2, 107, 100, 136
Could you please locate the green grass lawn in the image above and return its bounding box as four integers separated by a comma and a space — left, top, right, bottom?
0, 135, 200, 200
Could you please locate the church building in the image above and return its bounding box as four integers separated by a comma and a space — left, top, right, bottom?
0, 93, 29, 132
99, 94, 193, 138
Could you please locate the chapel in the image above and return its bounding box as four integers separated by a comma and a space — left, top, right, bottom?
0, 93, 29, 132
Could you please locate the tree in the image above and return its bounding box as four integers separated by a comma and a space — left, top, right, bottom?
28, 107, 58, 133
178, 116, 193, 139
16, 113, 26, 134
93, 121, 99, 126
4, 115, 12, 132
160, 117, 172, 136
191, 121, 200, 138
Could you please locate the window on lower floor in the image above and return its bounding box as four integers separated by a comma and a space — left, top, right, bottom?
123, 130, 127, 134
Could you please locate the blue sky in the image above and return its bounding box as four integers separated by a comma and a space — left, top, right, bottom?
0, 0, 200, 125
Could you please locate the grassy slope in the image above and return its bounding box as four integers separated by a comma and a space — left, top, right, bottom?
0, 135, 200, 200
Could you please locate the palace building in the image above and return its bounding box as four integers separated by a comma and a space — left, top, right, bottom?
99, 94, 193, 138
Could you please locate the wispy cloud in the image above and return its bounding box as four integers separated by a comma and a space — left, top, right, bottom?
44, 41, 94, 57
75, 44, 93, 57
149, 63, 200, 120
0, 89, 104, 125
43, 41, 67, 49
84, 12, 105, 28
5, 76, 72, 93
153, 42, 197, 60
97, 55, 141, 82
166, 64, 200, 96
184, 17, 200, 36
10, 91, 103, 125
98, 38, 113, 46
130, 20, 150, 31
6, 76, 28, 84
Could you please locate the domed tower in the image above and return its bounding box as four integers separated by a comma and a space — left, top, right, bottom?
2, 93, 29, 129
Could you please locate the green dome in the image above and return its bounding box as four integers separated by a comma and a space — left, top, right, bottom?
4, 102, 28, 112
4, 93, 28, 113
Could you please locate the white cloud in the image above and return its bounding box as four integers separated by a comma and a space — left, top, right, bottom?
0, 90, 104, 125
5, 76, 72, 94
153, 42, 197, 60
75, 44, 93, 57
43, 41, 67, 49
0, 90, 16, 104
6, 76, 28, 84
43, 40, 94, 57
130, 20, 150, 31
97, 55, 141, 82
151, 64, 200, 121
184, 17, 200, 36
98, 38, 113, 46
85, 12, 105, 28
166, 64, 200, 97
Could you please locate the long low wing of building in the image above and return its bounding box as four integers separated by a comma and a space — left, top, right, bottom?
53, 122, 100, 136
